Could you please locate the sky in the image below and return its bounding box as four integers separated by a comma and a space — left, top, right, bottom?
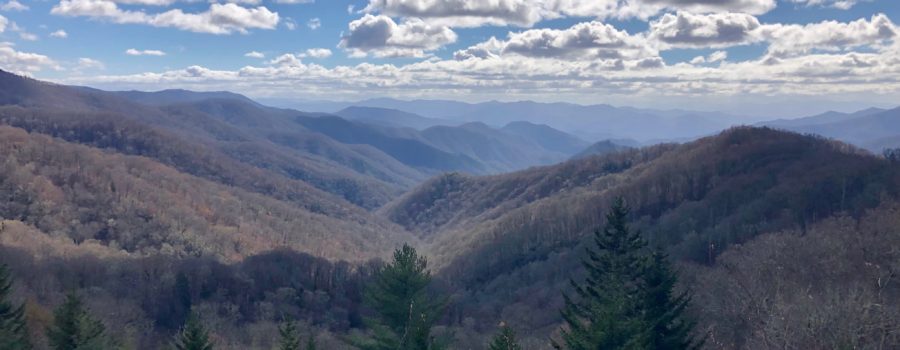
1, 0, 899, 116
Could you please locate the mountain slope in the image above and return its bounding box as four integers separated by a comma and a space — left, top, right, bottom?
0, 125, 412, 262
500, 121, 588, 155
112, 89, 259, 106
385, 127, 900, 339
420, 122, 571, 173
570, 140, 631, 160
335, 106, 455, 130
0, 71, 428, 208
761, 107, 900, 152
294, 115, 484, 173
386, 127, 896, 275
353, 98, 733, 142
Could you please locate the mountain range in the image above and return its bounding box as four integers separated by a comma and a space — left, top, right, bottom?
0, 69, 899, 348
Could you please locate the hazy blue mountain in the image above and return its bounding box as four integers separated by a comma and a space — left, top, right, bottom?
760, 106, 900, 152
500, 121, 589, 155
335, 106, 456, 130
761, 107, 887, 128
419, 122, 570, 173
295, 115, 484, 173
350, 98, 734, 142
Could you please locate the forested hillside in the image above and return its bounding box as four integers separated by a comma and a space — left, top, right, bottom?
0, 70, 898, 349
383, 127, 900, 346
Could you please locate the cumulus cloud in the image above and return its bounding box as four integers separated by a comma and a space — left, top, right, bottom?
307, 17, 320, 30
76, 57, 105, 70
0, 42, 59, 73
18, 32, 36, 41
362, 0, 777, 28
761, 14, 897, 58
126, 48, 166, 56
690, 50, 728, 64
339, 14, 457, 58
50, 30, 68, 38
649, 11, 762, 48
244, 51, 264, 58
301, 48, 332, 59
363, 0, 545, 27
787, 0, 861, 10
51, 0, 279, 35
637, 0, 775, 15
1, 0, 27, 11
501, 21, 656, 60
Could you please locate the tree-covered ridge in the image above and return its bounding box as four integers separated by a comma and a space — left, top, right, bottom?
0, 125, 413, 262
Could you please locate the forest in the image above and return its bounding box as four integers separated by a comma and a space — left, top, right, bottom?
0, 71, 897, 349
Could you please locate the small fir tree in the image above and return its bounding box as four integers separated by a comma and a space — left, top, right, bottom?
488, 323, 522, 350
0, 264, 31, 350
46, 293, 108, 350
173, 313, 213, 350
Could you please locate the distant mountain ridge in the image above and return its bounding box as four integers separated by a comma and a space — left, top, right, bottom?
759, 106, 900, 152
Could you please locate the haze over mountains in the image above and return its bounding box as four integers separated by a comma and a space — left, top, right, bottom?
1, 69, 899, 348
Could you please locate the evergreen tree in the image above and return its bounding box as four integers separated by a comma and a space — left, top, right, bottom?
304, 333, 316, 350
639, 251, 702, 350
46, 293, 108, 350
355, 244, 447, 350
173, 313, 213, 350
277, 318, 301, 350
555, 198, 700, 350
0, 264, 31, 350
488, 323, 522, 350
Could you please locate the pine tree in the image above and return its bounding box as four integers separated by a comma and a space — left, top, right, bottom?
488, 323, 522, 350
304, 334, 316, 350
46, 293, 108, 350
355, 244, 447, 350
277, 318, 301, 350
173, 313, 213, 350
0, 264, 31, 350
555, 198, 700, 349
639, 251, 702, 350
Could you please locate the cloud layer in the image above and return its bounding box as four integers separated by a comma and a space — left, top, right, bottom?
51, 0, 279, 34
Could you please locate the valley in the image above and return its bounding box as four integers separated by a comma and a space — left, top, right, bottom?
0, 70, 898, 349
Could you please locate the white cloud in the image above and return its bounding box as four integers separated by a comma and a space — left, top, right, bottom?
126, 48, 166, 56
300, 48, 332, 59
363, 0, 546, 27
0, 42, 59, 73
788, 0, 862, 10
244, 51, 265, 58
495, 21, 657, 60
339, 14, 457, 58
0, 14, 8, 33
690, 50, 728, 64
77, 57, 105, 70
761, 14, 897, 58
51, 0, 280, 35
50, 30, 69, 38
362, 0, 777, 28
649, 12, 762, 48
307, 17, 320, 30
284, 17, 296, 30
18, 32, 36, 41
108, 0, 177, 5
636, 0, 775, 15
1, 0, 27, 11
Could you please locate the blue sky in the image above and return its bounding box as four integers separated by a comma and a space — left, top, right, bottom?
2, 0, 899, 116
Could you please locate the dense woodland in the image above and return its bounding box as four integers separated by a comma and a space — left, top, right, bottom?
0, 71, 898, 349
